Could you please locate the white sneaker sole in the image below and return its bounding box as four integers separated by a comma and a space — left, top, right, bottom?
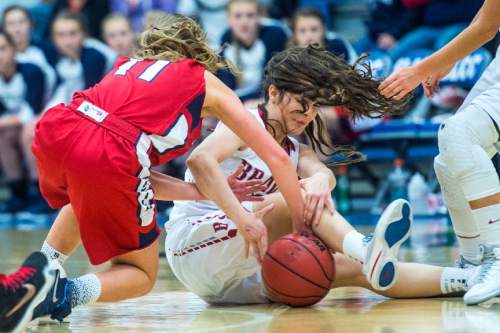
464, 285, 500, 305
366, 199, 412, 291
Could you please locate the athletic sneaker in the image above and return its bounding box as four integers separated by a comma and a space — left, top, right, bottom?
363, 199, 412, 291
463, 243, 500, 305
456, 255, 480, 269
32, 260, 71, 323
0, 252, 55, 333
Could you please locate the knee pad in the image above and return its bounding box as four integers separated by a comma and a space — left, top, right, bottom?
438, 109, 498, 178
437, 111, 500, 201
434, 155, 468, 210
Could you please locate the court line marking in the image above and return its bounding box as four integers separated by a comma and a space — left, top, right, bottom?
187, 306, 290, 333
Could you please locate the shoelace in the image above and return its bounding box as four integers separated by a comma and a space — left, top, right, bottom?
476, 248, 500, 284
0, 267, 36, 292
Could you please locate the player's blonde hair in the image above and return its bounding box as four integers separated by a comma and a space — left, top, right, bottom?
137, 14, 234, 74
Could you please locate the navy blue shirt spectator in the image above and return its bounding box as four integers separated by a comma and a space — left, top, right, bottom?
45, 11, 107, 108
288, 7, 356, 63
386, 0, 484, 61
355, 0, 425, 59
51, 0, 110, 40
0, 31, 46, 213
220, 0, 288, 101
2, 5, 56, 103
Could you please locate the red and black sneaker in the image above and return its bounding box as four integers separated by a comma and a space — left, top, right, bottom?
0, 252, 55, 333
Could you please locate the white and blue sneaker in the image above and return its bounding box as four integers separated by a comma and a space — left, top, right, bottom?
463, 243, 500, 305
31, 260, 71, 324
363, 199, 413, 291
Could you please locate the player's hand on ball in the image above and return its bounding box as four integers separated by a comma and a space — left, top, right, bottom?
300, 175, 335, 227
241, 204, 274, 263
227, 164, 266, 202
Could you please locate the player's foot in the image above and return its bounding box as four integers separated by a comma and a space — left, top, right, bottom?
32, 260, 71, 323
0, 252, 55, 333
363, 199, 412, 291
463, 243, 500, 305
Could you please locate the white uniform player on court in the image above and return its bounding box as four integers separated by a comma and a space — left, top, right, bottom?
165, 46, 487, 305
166, 109, 301, 303
380, 0, 500, 305
165, 108, 411, 304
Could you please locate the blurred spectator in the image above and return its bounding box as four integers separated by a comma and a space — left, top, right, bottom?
143, 10, 169, 30
219, 0, 288, 102
298, 0, 337, 28
288, 7, 356, 64
110, 0, 176, 32
386, 0, 483, 61
27, 1, 56, 44
51, 0, 110, 39
0, 32, 46, 213
355, 0, 425, 60
102, 14, 136, 58
2, 5, 56, 102
267, 0, 298, 21
45, 11, 107, 108
177, 0, 228, 48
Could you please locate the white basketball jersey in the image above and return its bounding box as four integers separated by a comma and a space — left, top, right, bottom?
168, 108, 300, 222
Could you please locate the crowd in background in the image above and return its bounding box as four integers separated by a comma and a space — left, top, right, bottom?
0, 0, 492, 215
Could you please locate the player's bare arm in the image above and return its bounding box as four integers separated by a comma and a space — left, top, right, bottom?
380, 0, 500, 99
201, 70, 306, 229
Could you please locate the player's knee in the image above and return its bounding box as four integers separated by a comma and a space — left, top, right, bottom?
137, 272, 156, 296
437, 116, 476, 176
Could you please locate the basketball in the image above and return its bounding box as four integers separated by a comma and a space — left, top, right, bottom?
262, 230, 335, 307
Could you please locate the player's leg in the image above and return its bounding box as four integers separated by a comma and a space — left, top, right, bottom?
40, 204, 80, 266
434, 50, 500, 267
91, 238, 159, 301
332, 253, 474, 298
437, 101, 500, 304
34, 237, 159, 323
254, 192, 412, 291
434, 155, 482, 266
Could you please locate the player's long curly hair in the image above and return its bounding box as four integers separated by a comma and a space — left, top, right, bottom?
137, 14, 236, 74
259, 45, 412, 166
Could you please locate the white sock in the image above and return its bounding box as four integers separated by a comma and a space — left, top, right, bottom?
448, 208, 482, 264
342, 230, 366, 263
472, 203, 500, 244
41, 240, 68, 266
68, 274, 102, 308
440, 267, 474, 294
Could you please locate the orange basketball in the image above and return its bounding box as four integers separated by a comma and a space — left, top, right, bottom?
262, 230, 335, 307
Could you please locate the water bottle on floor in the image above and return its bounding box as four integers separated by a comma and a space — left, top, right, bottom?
408, 172, 431, 215
387, 159, 410, 202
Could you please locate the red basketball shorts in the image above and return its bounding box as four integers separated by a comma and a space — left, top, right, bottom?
32, 102, 160, 265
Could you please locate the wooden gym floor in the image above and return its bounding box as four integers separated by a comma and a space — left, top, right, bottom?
1, 216, 499, 333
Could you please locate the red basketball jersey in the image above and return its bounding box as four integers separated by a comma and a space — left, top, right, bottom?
74, 56, 206, 166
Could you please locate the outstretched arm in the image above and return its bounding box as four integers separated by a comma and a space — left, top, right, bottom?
380, 0, 500, 99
